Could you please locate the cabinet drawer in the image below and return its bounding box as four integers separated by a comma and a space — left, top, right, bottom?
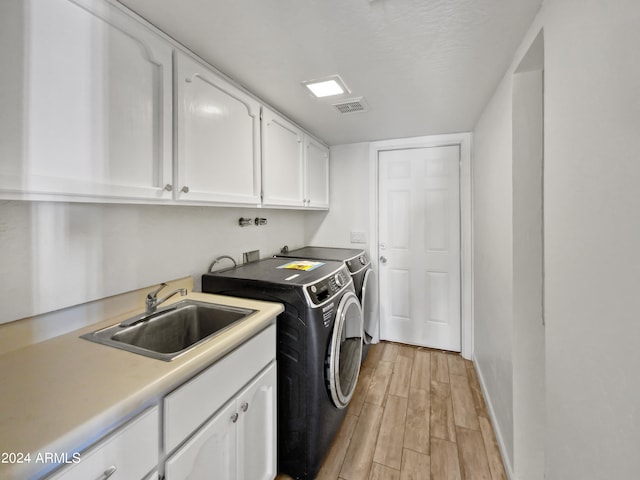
164, 324, 276, 454
47, 406, 159, 480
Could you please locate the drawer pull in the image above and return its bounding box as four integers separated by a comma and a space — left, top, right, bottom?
241, 401, 249, 412
98, 465, 117, 480
231, 412, 239, 423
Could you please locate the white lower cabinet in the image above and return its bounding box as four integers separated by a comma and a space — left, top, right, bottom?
236, 362, 277, 480
166, 401, 237, 480
165, 362, 276, 480
47, 406, 159, 480
43, 326, 276, 480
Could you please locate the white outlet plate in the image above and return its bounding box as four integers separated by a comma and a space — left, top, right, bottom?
350, 231, 366, 244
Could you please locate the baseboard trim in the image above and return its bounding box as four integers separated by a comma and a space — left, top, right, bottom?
472, 355, 516, 480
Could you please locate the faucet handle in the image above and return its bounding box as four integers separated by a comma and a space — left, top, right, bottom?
147, 283, 168, 300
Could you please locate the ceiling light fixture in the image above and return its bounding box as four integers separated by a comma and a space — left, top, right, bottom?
302, 75, 350, 98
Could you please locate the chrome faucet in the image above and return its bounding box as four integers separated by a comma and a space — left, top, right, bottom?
146, 283, 188, 314
119, 283, 188, 328
120, 283, 187, 327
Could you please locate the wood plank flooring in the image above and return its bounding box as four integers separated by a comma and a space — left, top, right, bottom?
277, 341, 507, 480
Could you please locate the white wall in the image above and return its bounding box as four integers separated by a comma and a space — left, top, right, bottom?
472, 69, 515, 469
0, 200, 306, 325
473, 0, 640, 478
543, 1, 640, 477
512, 62, 545, 479
306, 142, 372, 248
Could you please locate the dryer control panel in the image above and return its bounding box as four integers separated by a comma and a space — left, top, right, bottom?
345, 252, 370, 273
306, 267, 350, 306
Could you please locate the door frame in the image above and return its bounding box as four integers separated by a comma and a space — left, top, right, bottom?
369, 133, 473, 359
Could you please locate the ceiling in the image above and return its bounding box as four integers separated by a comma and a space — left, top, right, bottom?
118, 0, 542, 146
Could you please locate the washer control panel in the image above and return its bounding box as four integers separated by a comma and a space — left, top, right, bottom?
306, 267, 350, 305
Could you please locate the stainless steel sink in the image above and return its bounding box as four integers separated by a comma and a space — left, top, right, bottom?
81, 300, 256, 361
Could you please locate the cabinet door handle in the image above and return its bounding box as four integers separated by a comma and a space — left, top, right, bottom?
181, 186, 190, 193
231, 412, 239, 423
97, 465, 117, 480
241, 401, 249, 412
163, 184, 173, 192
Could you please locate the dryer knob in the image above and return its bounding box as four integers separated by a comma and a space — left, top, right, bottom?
335, 273, 345, 288
359, 255, 366, 265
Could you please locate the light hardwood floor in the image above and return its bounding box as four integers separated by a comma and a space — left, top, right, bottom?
278, 341, 507, 480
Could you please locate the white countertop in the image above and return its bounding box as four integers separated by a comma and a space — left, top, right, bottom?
0, 292, 283, 479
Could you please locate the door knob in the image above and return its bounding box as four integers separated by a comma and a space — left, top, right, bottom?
380, 256, 387, 264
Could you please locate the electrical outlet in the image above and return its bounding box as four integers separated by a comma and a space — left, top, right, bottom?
350, 231, 366, 244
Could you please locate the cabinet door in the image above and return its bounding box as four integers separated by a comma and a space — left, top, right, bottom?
47, 407, 159, 480
163, 325, 276, 455
175, 52, 261, 204
304, 136, 330, 209
236, 362, 277, 480
165, 401, 237, 480
261, 108, 305, 207
0, 0, 173, 201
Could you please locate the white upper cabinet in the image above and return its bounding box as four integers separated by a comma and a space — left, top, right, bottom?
261, 108, 305, 207
175, 52, 261, 205
304, 135, 330, 209
0, 0, 327, 209
0, 0, 173, 201
262, 108, 329, 209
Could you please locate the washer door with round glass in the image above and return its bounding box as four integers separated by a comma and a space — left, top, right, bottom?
327, 291, 363, 409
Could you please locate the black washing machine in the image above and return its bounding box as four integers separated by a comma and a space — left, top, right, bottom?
201, 257, 363, 480
276, 246, 379, 359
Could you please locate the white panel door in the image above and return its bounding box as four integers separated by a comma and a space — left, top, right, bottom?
176, 52, 261, 204
378, 146, 461, 351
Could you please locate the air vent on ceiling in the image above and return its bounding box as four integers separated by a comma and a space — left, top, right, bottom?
332, 97, 369, 115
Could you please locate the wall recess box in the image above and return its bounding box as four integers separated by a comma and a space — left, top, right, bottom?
243, 250, 260, 263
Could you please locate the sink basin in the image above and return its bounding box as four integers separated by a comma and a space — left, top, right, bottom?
81, 300, 256, 361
